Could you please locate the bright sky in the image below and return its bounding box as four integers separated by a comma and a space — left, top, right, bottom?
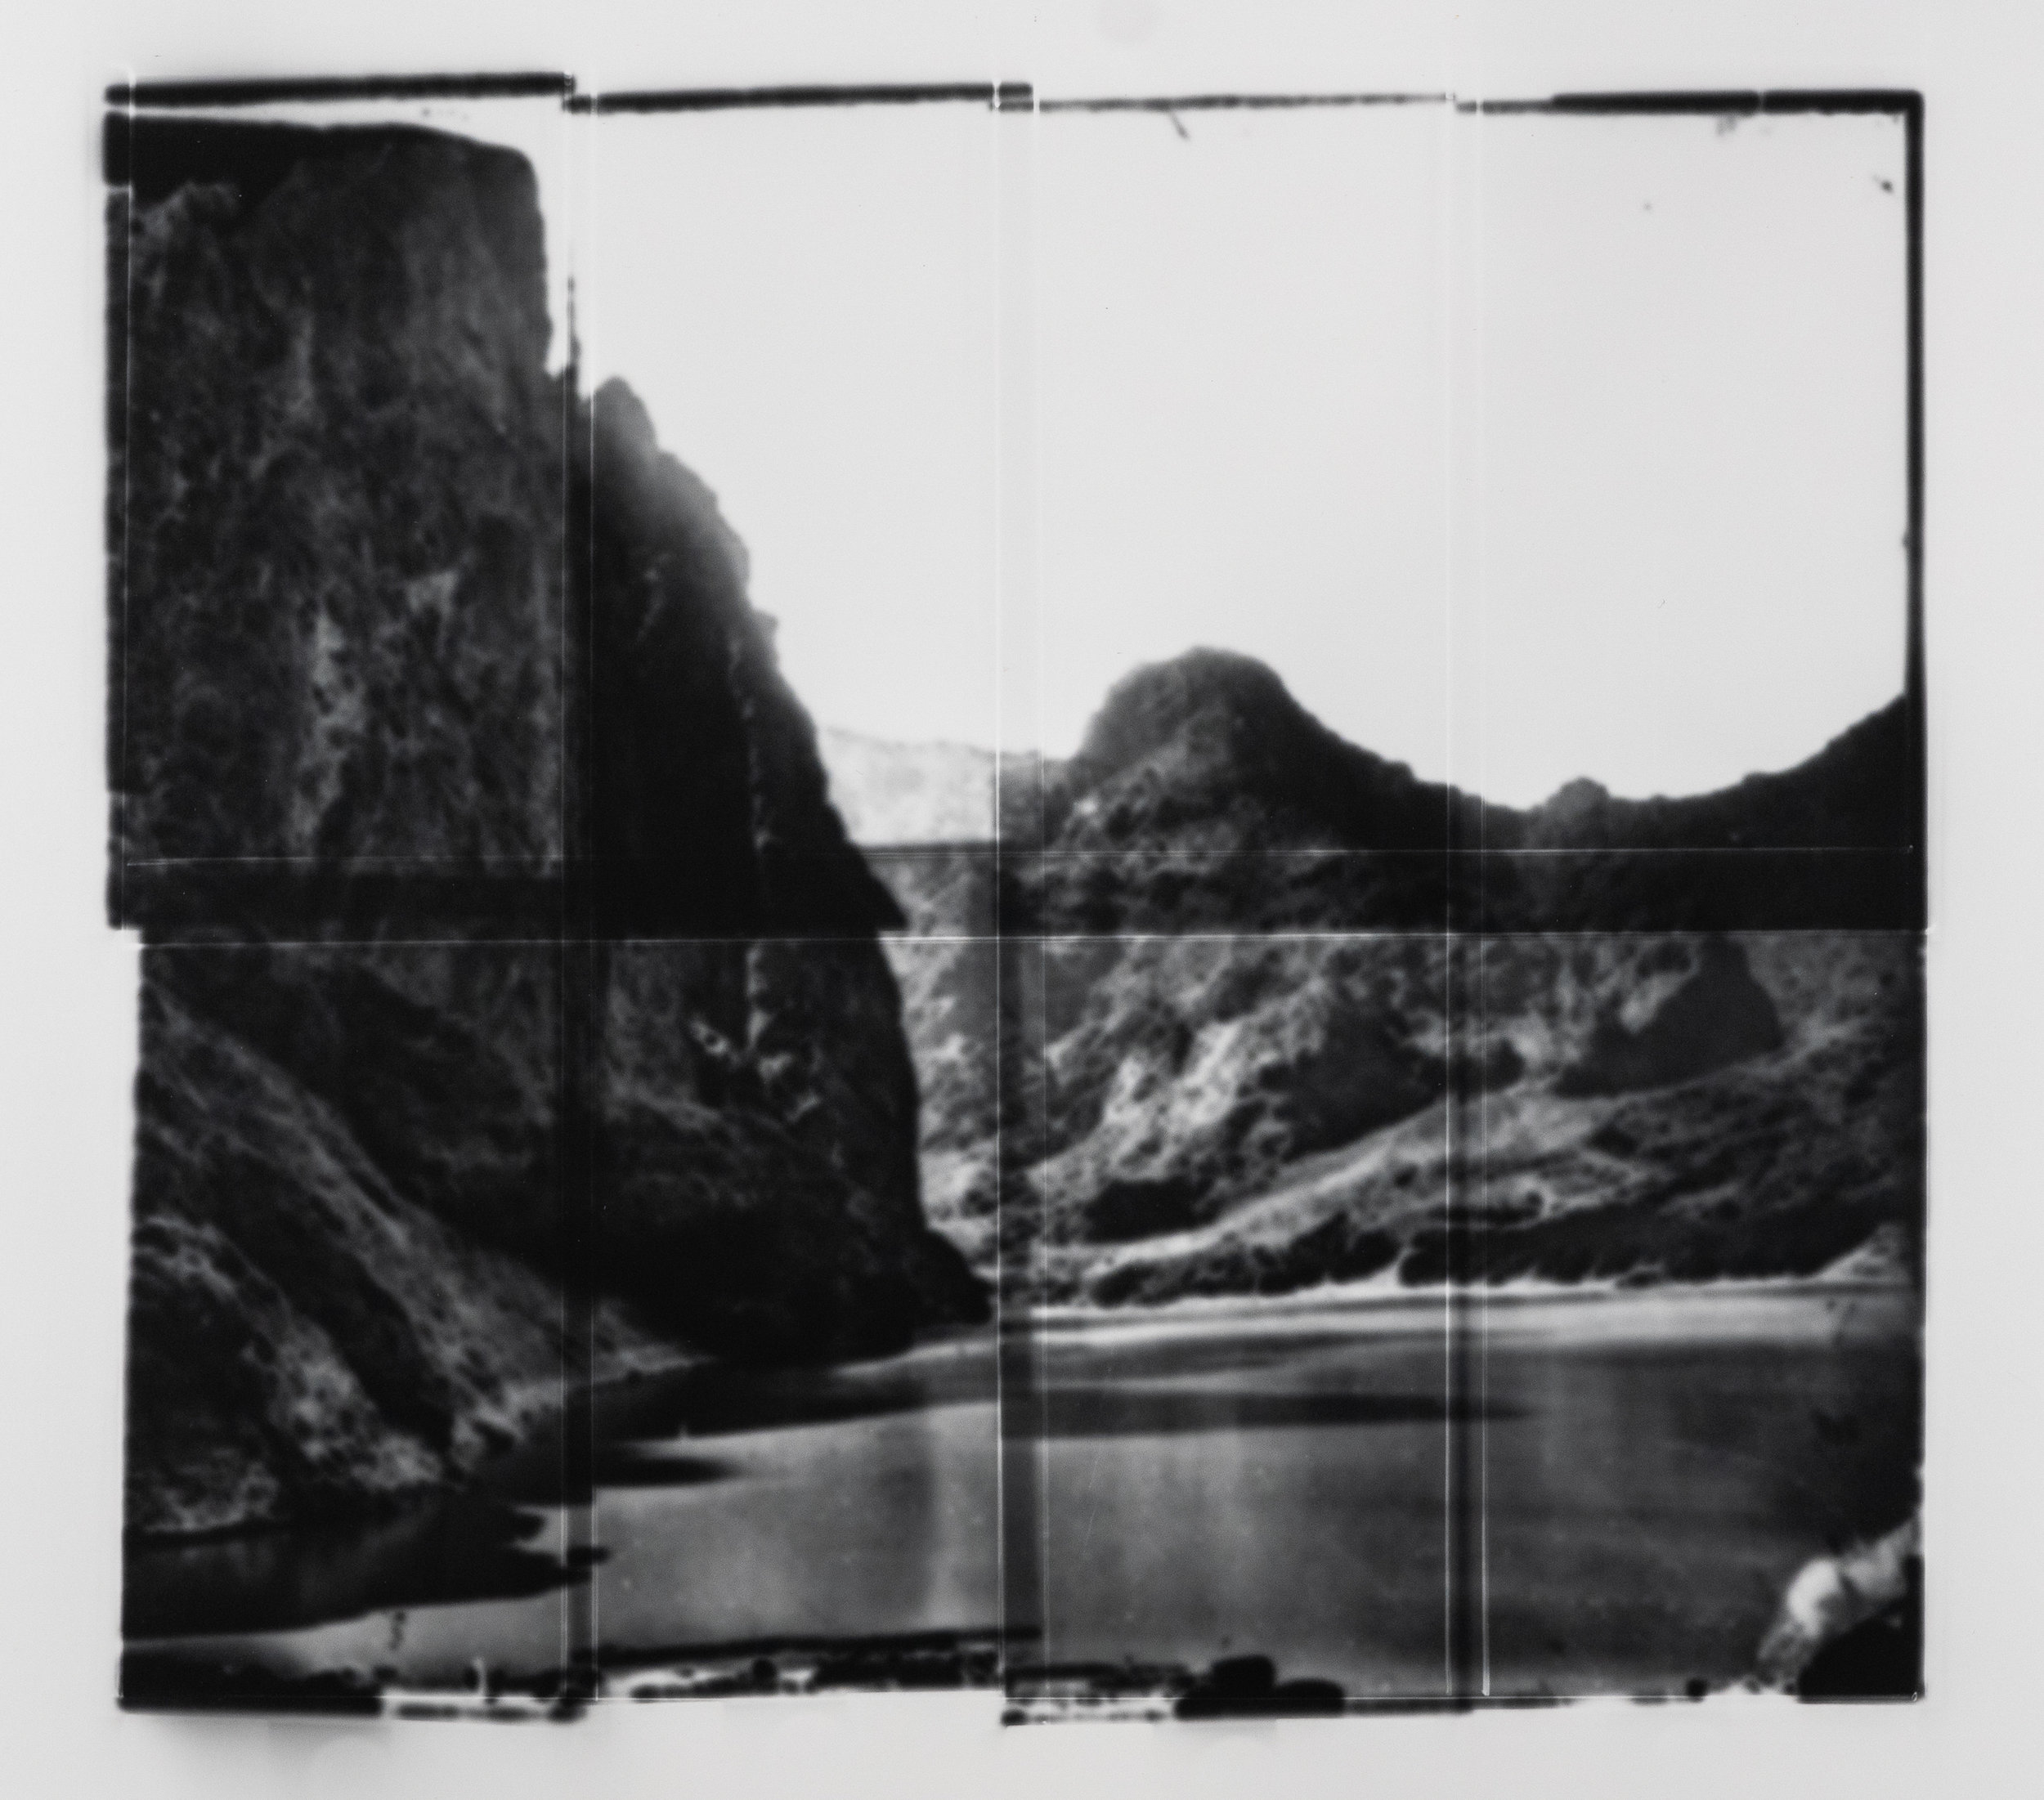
179, 96, 1910, 806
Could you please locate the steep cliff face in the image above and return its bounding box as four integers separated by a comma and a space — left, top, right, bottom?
114, 120, 978, 1539
127, 973, 666, 1539
570, 376, 984, 1332
112, 122, 565, 871
865, 850, 1004, 1264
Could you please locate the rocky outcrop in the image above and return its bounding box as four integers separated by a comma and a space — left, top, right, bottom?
1757, 1516, 1921, 1696
856, 850, 1003, 1265
1006, 931, 1920, 1305
110, 121, 565, 874
1553, 936, 1783, 1096
113, 119, 979, 1538
1517, 700, 1918, 853
836, 651, 1922, 1305
997, 648, 1920, 935
127, 974, 662, 1538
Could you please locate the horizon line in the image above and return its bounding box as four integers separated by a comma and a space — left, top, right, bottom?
819, 683, 1907, 814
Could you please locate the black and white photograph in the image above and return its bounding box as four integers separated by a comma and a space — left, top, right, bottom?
7, 2, 2043, 1794
103, 74, 1925, 1717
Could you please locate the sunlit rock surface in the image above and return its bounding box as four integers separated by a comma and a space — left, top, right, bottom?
827, 652, 1921, 1305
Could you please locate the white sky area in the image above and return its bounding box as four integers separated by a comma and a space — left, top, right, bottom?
167, 97, 1907, 806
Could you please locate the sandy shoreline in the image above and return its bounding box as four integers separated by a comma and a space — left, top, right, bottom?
1019, 1272, 1920, 1341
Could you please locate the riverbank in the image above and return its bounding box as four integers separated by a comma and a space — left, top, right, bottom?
1022, 1269, 1918, 1340
125, 1282, 1918, 1712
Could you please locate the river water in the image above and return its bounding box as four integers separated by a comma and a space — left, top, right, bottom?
125, 1283, 1918, 1702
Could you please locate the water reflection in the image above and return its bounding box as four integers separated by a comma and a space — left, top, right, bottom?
1020, 1384, 1516, 1437
123, 1495, 574, 1639
123, 1290, 1918, 1704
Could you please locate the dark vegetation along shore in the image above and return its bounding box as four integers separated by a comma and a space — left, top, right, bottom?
845, 651, 1925, 1308
110, 116, 983, 1544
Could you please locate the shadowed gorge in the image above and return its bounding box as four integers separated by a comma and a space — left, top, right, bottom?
102, 94, 1927, 1717
110, 117, 981, 1540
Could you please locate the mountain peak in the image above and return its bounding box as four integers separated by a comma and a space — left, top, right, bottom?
1075, 648, 1313, 779
1540, 776, 1612, 818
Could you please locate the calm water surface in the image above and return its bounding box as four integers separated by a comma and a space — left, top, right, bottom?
127, 1285, 1917, 1699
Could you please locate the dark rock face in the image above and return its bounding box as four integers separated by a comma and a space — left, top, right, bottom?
114, 121, 979, 1538
1172, 1654, 1348, 1719
127, 972, 613, 1538
150, 948, 561, 1254
997, 647, 1920, 935
1554, 937, 1785, 1096
1043, 650, 1464, 853
1022, 938, 1450, 1242
1002, 651, 1469, 936
862, 850, 1005, 1265
975, 930, 1918, 1305
576, 380, 907, 937
840, 650, 1922, 1305
1517, 701, 1917, 854
1795, 1560, 1923, 1700
113, 123, 566, 871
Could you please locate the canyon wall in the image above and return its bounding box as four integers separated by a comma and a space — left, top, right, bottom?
110, 119, 979, 1538
840, 651, 1923, 1304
